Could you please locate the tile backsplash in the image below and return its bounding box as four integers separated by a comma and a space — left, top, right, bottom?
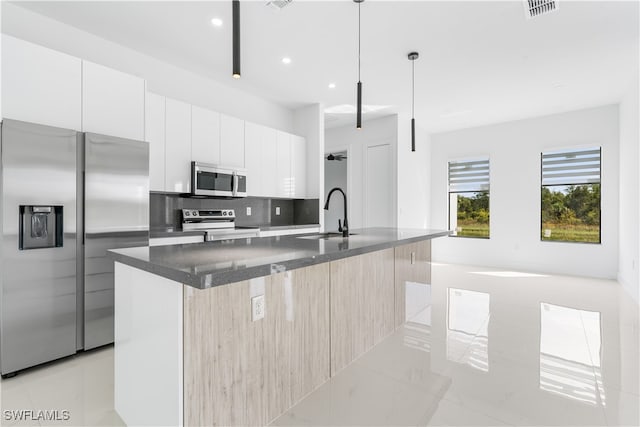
150, 193, 319, 231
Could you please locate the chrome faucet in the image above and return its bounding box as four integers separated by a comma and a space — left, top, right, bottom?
324, 187, 349, 237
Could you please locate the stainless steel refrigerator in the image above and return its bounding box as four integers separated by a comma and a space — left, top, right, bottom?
0, 119, 149, 376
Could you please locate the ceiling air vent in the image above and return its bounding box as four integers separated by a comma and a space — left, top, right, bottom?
266, 0, 293, 10
524, 0, 558, 19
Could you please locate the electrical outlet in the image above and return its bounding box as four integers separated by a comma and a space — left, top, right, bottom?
251, 295, 265, 321
246, 206, 252, 216
275, 206, 281, 215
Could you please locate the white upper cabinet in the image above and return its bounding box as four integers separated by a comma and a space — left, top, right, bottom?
276, 131, 292, 198
261, 128, 279, 198
164, 98, 192, 193
220, 114, 245, 168
82, 60, 145, 140
245, 122, 278, 197
244, 122, 264, 196
191, 106, 221, 166
291, 134, 307, 198
2, 35, 82, 130
145, 92, 166, 192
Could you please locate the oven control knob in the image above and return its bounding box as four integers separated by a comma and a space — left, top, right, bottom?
222, 211, 227, 216
228, 210, 234, 216
184, 211, 190, 216
192, 211, 198, 217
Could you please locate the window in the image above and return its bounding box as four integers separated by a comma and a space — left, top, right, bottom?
448, 158, 490, 238
541, 148, 601, 243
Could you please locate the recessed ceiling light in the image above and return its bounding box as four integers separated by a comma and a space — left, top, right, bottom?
281, 57, 292, 65
328, 83, 336, 89
210, 17, 223, 27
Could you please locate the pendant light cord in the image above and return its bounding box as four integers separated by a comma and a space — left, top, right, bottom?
358, 1, 361, 82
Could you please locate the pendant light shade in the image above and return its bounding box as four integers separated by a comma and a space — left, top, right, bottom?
357, 81, 362, 129
408, 51, 419, 152
232, 0, 241, 79
354, 0, 364, 129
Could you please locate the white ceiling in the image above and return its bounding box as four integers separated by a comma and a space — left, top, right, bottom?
14, 0, 639, 132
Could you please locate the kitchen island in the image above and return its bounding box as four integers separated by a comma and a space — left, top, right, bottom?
109, 227, 449, 426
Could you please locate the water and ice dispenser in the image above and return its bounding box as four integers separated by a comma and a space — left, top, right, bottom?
18, 205, 64, 250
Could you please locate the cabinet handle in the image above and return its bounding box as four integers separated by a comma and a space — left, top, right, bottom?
411, 252, 416, 265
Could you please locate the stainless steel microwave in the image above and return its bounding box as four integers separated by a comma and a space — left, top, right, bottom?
191, 162, 247, 197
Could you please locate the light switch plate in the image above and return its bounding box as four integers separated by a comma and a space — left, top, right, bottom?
251, 295, 265, 321
275, 206, 281, 215
246, 207, 252, 216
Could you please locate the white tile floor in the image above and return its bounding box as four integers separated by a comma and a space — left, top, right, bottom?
271, 264, 640, 427
1, 263, 638, 426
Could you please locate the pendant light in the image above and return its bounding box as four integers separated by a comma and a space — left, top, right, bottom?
232, 0, 241, 79
354, 0, 364, 129
408, 51, 419, 152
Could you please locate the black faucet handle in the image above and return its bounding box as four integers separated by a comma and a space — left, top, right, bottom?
338, 219, 343, 232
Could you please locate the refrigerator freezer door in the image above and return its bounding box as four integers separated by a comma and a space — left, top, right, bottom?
84, 133, 149, 350
1, 119, 79, 375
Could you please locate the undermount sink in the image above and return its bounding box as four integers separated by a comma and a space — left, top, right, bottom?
297, 232, 358, 240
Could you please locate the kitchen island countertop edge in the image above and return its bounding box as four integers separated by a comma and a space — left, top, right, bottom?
108, 227, 450, 289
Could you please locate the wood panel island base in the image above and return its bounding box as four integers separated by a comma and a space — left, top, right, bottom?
109, 228, 449, 426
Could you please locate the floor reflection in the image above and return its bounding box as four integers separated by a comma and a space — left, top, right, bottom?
404, 281, 432, 352
539, 303, 606, 406
273, 264, 638, 426
446, 288, 490, 372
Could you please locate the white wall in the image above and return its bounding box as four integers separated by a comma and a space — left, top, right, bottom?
430, 105, 620, 279
397, 112, 431, 229
618, 76, 640, 302
325, 115, 398, 230
1, 2, 293, 132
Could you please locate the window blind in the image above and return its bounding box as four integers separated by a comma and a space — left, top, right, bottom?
541, 148, 601, 186
448, 159, 490, 192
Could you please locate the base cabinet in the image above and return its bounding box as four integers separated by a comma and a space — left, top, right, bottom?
329, 249, 396, 375
183, 264, 330, 426
116, 241, 432, 427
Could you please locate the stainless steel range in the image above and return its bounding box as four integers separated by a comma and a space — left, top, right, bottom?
181, 209, 259, 241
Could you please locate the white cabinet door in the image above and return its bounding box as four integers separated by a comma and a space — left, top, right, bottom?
261, 128, 278, 197
2, 35, 82, 130
244, 122, 264, 196
165, 98, 192, 193
291, 134, 307, 198
191, 106, 220, 165
82, 60, 145, 140
145, 92, 166, 192
220, 114, 245, 168
244, 122, 278, 197
276, 131, 292, 197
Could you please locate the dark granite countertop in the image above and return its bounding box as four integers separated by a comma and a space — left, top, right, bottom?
149, 224, 321, 238
109, 227, 450, 289
258, 224, 320, 231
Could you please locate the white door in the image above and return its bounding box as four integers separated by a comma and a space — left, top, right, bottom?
365, 143, 393, 227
